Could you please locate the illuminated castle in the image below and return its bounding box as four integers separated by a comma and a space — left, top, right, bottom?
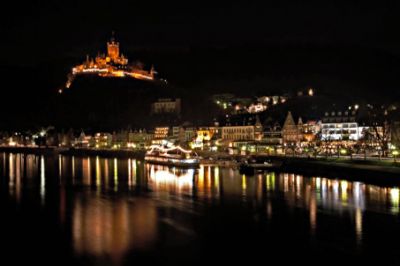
64, 33, 159, 90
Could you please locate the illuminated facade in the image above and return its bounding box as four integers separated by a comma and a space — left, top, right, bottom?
191, 127, 217, 148
320, 111, 366, 141
222, 126, 256, 141
282, 111, 303, 144
107, 36, 120, 61
74, 132, 93, 147
263, 122, 283, 145
65, 34, 159, 89
153, 127, 169, 141
299, 120, 320, 143
151, 98, 181, 114
94, 133, 112, 148
128, 130, 153, 148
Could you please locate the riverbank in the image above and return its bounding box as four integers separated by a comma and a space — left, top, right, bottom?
1, 146, 400, 184
199, 151, 400, 185
261, 156, 400, 185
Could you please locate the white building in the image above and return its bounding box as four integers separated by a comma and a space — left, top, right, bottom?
320, 111, 367, 141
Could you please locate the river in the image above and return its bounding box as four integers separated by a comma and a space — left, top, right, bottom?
1, 153, 400, 265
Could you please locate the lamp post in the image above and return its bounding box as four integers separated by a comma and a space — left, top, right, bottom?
393, 150, 399, 163
340, 148, 347, 158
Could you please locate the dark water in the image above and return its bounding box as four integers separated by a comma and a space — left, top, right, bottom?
2, 153, 400, 265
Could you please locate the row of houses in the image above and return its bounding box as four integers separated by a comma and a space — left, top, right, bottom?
1, 109, 397, 154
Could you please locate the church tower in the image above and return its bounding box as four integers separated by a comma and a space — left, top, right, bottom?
254, 115, 263, 141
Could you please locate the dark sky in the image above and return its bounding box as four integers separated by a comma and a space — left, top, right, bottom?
1, 1, 400, 129
1, 1, 400, 65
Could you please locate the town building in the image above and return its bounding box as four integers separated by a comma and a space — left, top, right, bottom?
128, 129, 153, 148
172, 126, 182, 138
320, 110, 366, 141
74, 131, 93, 148
112, 130, 129, 148
299, 120, 320, 143
263, 122, 283, 145
151, 98, 181, 115
94, 133, 113, 148
184, 127, 196, 142
222, 125, 256, 141
282, 111, 303, 144
192, 127, 218, 149
152, 127, 169, 144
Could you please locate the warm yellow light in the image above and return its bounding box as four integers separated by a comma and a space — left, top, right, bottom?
390, 188, 400, 206
9, 140, 16, 146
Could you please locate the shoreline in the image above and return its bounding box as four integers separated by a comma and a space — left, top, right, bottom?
276, 157, 400, 186
1, 146, 400, 185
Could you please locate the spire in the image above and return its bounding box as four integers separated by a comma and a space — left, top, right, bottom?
111, 30, 115, 42
298, 117, 303, 126
283, 111, 296, 128
255, 115, 262, 126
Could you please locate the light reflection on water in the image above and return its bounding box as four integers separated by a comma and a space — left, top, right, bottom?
72, 196, 157, 261
1, 153, 400, 264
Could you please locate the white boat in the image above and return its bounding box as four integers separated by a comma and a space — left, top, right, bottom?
144, 144, 200, 168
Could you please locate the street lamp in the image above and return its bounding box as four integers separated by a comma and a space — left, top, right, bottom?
393, 150, 399, 163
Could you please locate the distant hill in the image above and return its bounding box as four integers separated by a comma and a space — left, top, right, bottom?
1, 44, 400, 130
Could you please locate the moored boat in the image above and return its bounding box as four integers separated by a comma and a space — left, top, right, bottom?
239, 158, 283, 174
144, 144, 200, 168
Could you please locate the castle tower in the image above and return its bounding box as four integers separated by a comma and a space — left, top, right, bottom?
107, 32, 120, 61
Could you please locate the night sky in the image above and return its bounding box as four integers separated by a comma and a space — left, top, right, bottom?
1, 1, 400, 129
2, 2, 400, 63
